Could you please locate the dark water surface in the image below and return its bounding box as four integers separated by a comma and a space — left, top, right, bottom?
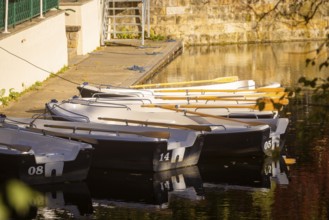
28, 42, 329, 219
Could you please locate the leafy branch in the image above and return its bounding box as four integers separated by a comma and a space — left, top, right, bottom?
294, 76, 329, 107
305, 35, 329, 70
240, 0, 328, 25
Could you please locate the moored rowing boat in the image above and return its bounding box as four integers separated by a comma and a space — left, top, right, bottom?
77, 79, 257, 98
66, 96, 282, 118
0, 124, 93, 185
44, 99, 288, 157
130, 76, 240, 88
1, 116, 204, 172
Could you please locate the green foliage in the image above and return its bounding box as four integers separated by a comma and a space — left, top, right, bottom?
8, 88, 19, 100
0, 89, 21, 106
115, 27, 139, 39
27, 81, 42, 92
296, 77, 329, 107
48, 66, 69, 79
0, 180, 44, 219
0, 195, 9, 220
0, 81, 43, 106
245, 13, 252, 22
0, 64, 68, 107
305, 35, 329, 71
271, 147, 281, 159
255, 92, 293, 111
57, 66, 69, 75
285, 75, 329, 157
149, 29, 166, 41
109, 27, 167, 41
257, 99, 266, 111
0, 89, 12, 106
149, 33, 166, 41
0, 89, 5, 98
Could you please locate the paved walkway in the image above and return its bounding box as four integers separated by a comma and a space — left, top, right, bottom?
1, 40, 182, 117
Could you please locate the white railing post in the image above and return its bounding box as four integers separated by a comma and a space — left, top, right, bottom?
40, 0, 44, 18
100, 0, 106, 45
147, 0, 150, 38
3, 0, 10, 33
141, 0, 145, 46
113, 0, 116, 39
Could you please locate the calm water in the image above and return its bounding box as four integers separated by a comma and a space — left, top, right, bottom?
149, 41, 328, 87
15, 42, 329, 219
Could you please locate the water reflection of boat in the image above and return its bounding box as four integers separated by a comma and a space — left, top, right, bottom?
87, 166, 204, 209
199, 156, 289, 191
33, 182, 93, 218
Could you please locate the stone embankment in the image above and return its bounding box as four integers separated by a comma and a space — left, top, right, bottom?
149, 1, 329, 45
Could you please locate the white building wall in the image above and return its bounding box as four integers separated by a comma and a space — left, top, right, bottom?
61, 0, 101, 55
0, 11, 68, 96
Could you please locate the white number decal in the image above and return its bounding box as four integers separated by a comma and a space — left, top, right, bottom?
264, 140, 272, 151
160, 181, 170, 191
159, 152, 170, 161
28, 166, 44, 175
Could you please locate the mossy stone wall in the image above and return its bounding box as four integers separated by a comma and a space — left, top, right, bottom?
150, 1, 329, 46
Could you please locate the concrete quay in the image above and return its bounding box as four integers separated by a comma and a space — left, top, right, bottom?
1, 39, 183, 118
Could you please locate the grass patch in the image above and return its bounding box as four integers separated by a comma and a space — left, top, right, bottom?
0, 66, 69, 107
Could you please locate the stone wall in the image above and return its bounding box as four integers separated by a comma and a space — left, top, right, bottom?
60, 0, 102, 55
66, 26, 81, 59
150, 1, 329, 46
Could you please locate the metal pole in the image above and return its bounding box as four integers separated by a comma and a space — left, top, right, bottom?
101, 0, 107, 45
113, 0, 116, 38
141, 0, 144, 46
40, 0, 44, 18
3, 0, 9, 33
147, 0, 150, 38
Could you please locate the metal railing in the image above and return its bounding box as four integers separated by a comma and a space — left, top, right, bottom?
1, 0, 59, 33
101, 0, 150, 46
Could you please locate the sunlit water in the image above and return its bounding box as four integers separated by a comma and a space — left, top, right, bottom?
8, 42, 329, 219
149, 41, 328, 87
